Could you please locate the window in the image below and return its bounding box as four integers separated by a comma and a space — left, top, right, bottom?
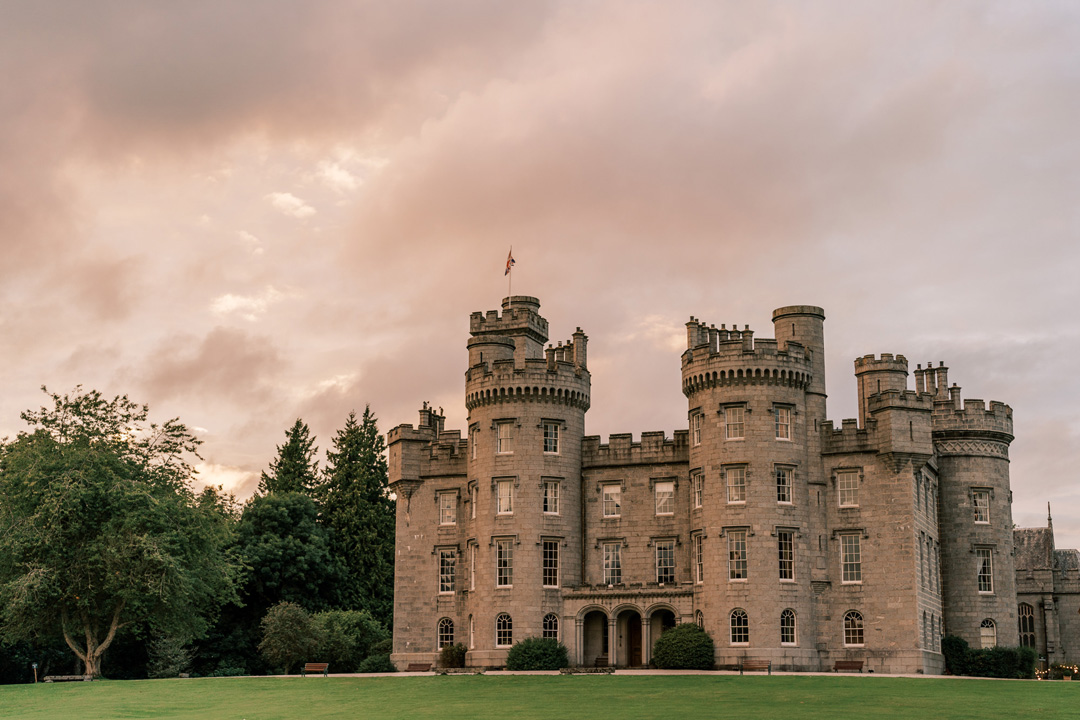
838, 471, 859, 508
602, 485, 621, 518
655, 481, 674, 515
1018, 604, 1035, 648
497, 480, 514, 515
725, 406, 745, 440
496, 539, 513, 587
693, 532, 704, 583
775, 406, 791, 440
778, 530, 795, 581
726, 467, 746, 503
543, 539, 559, 588
691, 412, 703, 446
776, 466, 793, 504
543, 422, 560, 454
496, 613, 513, 647
780, 609, 797, 645
469, 614, 474, 649
728, 530, 747, 580
439, 492, 457, 525
543, 480, 560, 515
603, 542, 622, 585
843, 611, 864, 646
980, 618, 996, 649
655, 540, 675, 584
470, 482, 477, 519
438, 617, 454, 648
496, 422, 513, 454
469, 543, 476, 591
730, 608, 749, 644
840, 533, 862, 583
973, 490, 990, 524
977, 548, 993, 593
543, 613, 559, 640
470, 426, 478, 460
692, 471, 704, 509
439, 549, 456, 593
695, 610, 704, 629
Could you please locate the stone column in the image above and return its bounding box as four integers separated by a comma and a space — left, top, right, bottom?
641, 617, 651, 666
575, 618, 584, 666
608, 617, 618, 666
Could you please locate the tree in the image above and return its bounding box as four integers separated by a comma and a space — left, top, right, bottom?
258, 602, 318, 674
320, 407, 395, 625
258, 419, 318, 496
0, 388, 239, 677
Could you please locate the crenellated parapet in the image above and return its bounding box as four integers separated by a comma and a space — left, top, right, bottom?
464, 358, 590, 411
933, 396, 1014, 458
469, 295, 549, 346
821, 418, 876, 454
582, 430, 689, 468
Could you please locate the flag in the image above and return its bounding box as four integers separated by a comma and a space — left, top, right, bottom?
505, 248, 515, 276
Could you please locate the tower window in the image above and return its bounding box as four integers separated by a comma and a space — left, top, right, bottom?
543, 422, 560, 454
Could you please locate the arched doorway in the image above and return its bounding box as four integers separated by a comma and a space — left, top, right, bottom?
582, 610, 609, 667
617, 609, 643, 667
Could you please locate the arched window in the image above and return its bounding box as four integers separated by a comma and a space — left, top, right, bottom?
543, 613, 559, 640
843, 611, 864, 646
1018, 604, 1035, 648
780, 609, 797, 645
496, 613, 513, 647
695, 610, 704, 629
980, 618, 996, 649
730, 608, 749, 644
438, 617, 454, 648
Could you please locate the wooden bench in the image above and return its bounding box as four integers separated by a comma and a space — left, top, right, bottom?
406, 663, 432, 672
594, 657, 609, 668
43, 675, 92, 682
738, 660, 772, 675
301, 663, 329, 677
833, 660, 864, 673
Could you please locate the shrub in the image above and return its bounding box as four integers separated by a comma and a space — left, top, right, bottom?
941, 634, 970, 675
652, 623, 715, 670
356, 654, 396, 673
941, 635, 1036, 679
440, 643, 467, 668
505, 637, 569, 670
369, 637, 393, 656
1048, 663, 1079, 680
147, 635, 193, 679
314, 610, 387, 672
258, 602, 320, 674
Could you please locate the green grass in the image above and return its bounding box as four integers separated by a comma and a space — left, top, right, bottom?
0, 675, 1075, 720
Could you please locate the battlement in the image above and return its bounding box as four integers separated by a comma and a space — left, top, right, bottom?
582, 430, 689, 468
866, 388, 933, 413
469, 296, 549, 344
932, 396, 1014, 439
465, 357, 590, 411
854, 353, 909, 373
821, 418, 877, 454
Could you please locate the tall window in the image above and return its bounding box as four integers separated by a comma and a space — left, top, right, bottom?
439, 549, 456, 593
780, 609, 797, 645
655, 540, 675, 584
655, 481, 674, 515
695, 610, 704, 629
977, 548, 994, 593
543, 422, 560, 454
1018, 604, 1035, 648
438, 617, 454, 648
543, 613, 559, 640
776, 466, 792, 504
692, 471, 704, 509
973, 490, 990, 524
838, 471, 859, 507
496, 614, 513, 647
693, 532, 704, 583
843, 610, 864, 646
728, 530, 748, 580
726, 467, 746, 503
730, 608, 749, 644
980, 618, 996, 649
497, 480, 514, 515
496, 539, 513, 587
469, 614, 474, 649
603, 542, 622, 584
543, 480, 560, 515
602, 485, 621, 517
470, 483, 477, 519
470, 426, 478, 459
469, 543, 476, 591
775, 406, 791, 440
496, 422, 513, 454
692, 413, 703, 446
778, 530, 794, 581
543, 539, 559, 587
439, 492, 456, 525
840, 533, 862, 583
725, 406, 744, 440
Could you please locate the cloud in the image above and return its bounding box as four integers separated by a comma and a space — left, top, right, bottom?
210, 286, 286, 321
265, 192, 316, 219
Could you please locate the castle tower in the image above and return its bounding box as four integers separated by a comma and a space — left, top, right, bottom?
681, 306, 824, 668
463, 296, 590, 666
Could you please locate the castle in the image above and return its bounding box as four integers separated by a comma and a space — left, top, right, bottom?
388, 296, 1079, 673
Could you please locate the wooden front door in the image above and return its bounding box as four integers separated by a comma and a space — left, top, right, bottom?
627, 613, 642, 667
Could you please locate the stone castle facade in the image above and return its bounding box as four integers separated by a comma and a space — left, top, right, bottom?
389, 296, 1078, 673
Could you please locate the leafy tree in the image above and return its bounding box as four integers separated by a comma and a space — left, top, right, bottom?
258, 602, 319, 674
0, 388, 239, 677
320, 408, 395, 625
258, 419, 318, 496
314, 609, 387, 672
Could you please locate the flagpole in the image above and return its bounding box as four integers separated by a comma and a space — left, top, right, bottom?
508, 246, 513, 298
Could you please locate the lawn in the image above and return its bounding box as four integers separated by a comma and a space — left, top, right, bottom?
0, 674, 1075, 720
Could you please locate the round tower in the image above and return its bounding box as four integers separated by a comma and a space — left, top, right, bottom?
681, 306, 824, 670
463, 296, 590, 666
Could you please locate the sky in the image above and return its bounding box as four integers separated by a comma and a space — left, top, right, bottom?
1, 1, 1078, 546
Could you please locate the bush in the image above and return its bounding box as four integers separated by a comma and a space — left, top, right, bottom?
652, 624, 715, 670
147, 635, 193, 679
1048, 663, 1079, 680
314, 610, 387, 672
369, 638, 393, 656
356, 654, 396, 673
941, 635, 1036, 678
505, 637, 568, 671
258, 602, 320, 674
440, 643, 467, 668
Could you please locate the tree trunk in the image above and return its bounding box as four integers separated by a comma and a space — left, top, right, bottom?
61, 602, 126, 677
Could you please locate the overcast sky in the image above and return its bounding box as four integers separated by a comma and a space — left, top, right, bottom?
2, 1, 1078, 546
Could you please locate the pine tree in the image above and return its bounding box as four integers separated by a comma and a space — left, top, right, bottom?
258, 419, 319, 496
321, 407, 395, 627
